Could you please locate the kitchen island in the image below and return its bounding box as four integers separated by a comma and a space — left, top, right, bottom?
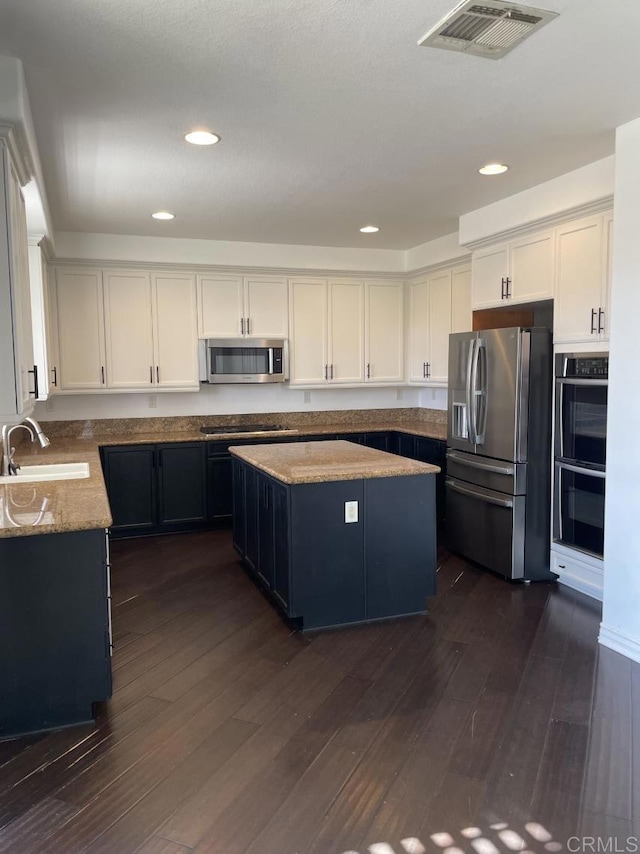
230, 440, 440, 631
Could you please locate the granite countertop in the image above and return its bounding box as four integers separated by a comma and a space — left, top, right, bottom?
0, 415, 446, 538
229, 440, 441, 485
0, 445, 112, 540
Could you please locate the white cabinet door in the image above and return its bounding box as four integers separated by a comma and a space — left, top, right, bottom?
54, 268, 106, 390
7, 157, 34, 412
244, 277, 288, 338
104, 271, 154, 389
408, 279, 430, 383
471, 244, 509, 309
509, 230, 554, 304
427, 269, 452, 384
365, 281, 404, 383
328, 280, 364, 383
198, 274, 244, 338
152, 273, 199, 389
600, 211, 614, 342
451, 264, 472, 333
289, 278, 328, 384
554, 215, 604, 345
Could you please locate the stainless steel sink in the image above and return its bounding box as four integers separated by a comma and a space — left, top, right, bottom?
0, 462, 90, 484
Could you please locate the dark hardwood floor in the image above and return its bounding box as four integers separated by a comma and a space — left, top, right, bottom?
0, 529, 637, 853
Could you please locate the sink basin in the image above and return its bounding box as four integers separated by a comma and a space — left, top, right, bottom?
0, 462, 90, 484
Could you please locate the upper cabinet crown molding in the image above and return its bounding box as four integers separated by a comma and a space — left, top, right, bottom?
0, 122, 34, 187
462, 197, 614, 252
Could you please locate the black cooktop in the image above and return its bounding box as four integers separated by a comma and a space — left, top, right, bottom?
200, 424, 292, 435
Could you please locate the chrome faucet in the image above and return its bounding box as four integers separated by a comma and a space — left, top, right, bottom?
1, 417, 51, 476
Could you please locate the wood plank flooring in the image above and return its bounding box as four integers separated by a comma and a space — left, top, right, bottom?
0, 529, 638, 853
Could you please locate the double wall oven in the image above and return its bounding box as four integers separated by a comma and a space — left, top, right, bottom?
553, 353, 608, 559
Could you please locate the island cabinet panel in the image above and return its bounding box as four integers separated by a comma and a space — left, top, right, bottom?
365, 476, 436, 619
0, 529, 112, 738
290, 480, 366, 629
232, 458, 437, 630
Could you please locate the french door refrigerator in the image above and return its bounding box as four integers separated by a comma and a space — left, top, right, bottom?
446, 327, 554, 580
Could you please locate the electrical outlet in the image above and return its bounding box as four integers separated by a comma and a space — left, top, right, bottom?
303, 391, 311, 404
148, 395, 157, 409
344, 500, 358, 524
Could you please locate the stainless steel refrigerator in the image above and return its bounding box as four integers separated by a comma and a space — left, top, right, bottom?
446, 327, 554, 581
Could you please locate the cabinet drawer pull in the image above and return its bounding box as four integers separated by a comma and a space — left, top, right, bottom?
330, 364, 334, 380
324, 364, 328, 380
506, 277, 511, 299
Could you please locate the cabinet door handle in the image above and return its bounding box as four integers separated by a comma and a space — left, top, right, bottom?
246, 317, 250, 335
330, 364, 334, 380
506, 277, 512, 299
591, 308, 597, 334
598, 307, 605, 334
150, 365, 153, 383
501, 278, 506, 300
241, 317, 245, 335
425, 362, 430, 379
51, 366, 57, 387
156, 366, 160, 384
324, 364, 328, 380
28, 364, 39, 398
101, 366, 105, 385
423, 362, 427, 378
367, 363, 371, 380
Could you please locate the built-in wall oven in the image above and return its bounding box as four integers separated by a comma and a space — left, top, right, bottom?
553, 352, 608, 559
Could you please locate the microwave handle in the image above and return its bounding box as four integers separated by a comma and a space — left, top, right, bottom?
556, 378, 608, 386
268, 348, 274, 375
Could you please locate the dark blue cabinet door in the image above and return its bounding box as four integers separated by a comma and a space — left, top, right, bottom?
245, 465, 260, 573
257, 474, 275, 589
272, 482, 290, 612
157, 443, 207, 525
102, 445, 156, 533
363, 432, 390, 451
207, 456, 234, 523
232, 458, 246, 555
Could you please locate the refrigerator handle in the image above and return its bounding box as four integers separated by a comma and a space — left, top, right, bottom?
470, 338, 485, 444
466, 338, 476, 444
446, 477, 514, 509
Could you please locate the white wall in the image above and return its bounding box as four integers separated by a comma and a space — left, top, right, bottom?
459, 156, 615, 246
54, 231, 406, 274
35, 384, 423, 422
599, 119, 640, 664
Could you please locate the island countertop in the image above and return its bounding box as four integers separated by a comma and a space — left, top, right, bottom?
229, 440, 441, 485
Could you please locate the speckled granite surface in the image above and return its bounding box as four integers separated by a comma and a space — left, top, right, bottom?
229, 440, 441, 484
0, 446, 111, 539
0, 409, 447, 537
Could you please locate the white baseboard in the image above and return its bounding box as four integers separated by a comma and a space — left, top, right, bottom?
599, 623, 640, 664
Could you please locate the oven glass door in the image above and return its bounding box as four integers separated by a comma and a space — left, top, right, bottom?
556, 380, 607, 467
209, 346, 272, 376
554, 462, 606, 558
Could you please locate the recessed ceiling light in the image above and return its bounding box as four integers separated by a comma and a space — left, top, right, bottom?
151, 211, 175, 220
360, 225, 380, 233
185, 130, 221, 146
479, 163, 509, 175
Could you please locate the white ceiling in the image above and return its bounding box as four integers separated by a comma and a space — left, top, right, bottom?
0, 0, 637, 249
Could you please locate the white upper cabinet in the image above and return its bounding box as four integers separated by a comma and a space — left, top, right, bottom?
471, 231, 554, 309
244, 277, 288, 338
52, 268, 106, 391
104, 270, 154, 389
198, 274, 244, 338
554, 213, 609, 345
426, 269, 453, 384
0, 143, 36, 422
451, 264, 472, 333
199, 274, 288, 339
328, 280, 364, 383
471, 243, 509, 310
407, 262, 470, 386
365, 280, 404, 383
289, 278, 328, 385
152, 273, 199, 388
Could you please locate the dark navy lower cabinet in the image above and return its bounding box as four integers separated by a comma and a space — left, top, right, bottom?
102, 442, 207, 538
0, 529, 112, 738
232, 459, 437, 631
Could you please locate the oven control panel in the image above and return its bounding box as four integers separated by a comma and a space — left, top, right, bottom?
557, 353, 609, 379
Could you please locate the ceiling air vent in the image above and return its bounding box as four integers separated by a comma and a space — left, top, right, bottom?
418, 0, 558, 59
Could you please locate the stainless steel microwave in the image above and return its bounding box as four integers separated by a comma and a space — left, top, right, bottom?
199, 339, 289, 384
